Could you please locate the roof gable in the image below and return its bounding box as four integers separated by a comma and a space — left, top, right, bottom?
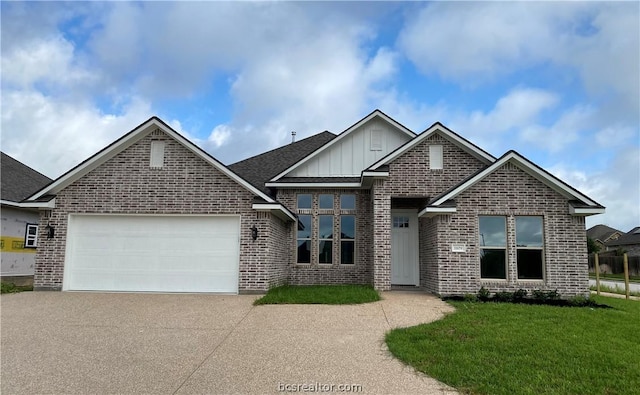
1, 152, 52, 203
587, 224, 623, 241
368, 122, 495, 171
270, 109, 416, 181
430, 150, 604, 212
26, 117, 279, 205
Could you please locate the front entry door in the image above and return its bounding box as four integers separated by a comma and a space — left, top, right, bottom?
391, 210, 419, 285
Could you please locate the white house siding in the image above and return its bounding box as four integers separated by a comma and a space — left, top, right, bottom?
1, 206, 40, 276
289, 118, 412, 177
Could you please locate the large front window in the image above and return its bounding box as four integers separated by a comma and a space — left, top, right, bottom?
295, 193, 356, 266
479, 216, 507, 279
516, 216, 544, 280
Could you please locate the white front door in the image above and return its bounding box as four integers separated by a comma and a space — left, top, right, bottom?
391, 210, 419, 285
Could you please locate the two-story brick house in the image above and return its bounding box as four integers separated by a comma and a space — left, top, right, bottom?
26, 110, 604, 296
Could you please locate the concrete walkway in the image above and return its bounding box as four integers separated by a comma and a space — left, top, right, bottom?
1, 291, 457, 394
589, 278, 640, 293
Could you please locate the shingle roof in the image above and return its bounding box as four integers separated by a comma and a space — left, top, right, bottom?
605, 227, 640, 247
229, 131, 336, 195
587, 224, 623, 242
1, 152, 52, 203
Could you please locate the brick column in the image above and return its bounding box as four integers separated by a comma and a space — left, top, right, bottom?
372, 180, 391, 290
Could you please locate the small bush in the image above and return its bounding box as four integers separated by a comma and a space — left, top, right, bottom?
532, 289, 547, 301
477, 286, 491, 301
493, 291, 514, 302
463, 293, 478, 302
513, 289, 528, 300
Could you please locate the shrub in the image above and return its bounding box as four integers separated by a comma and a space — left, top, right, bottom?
463, 293, 478, 302
568, 295, 589, 306
493, 291, 514, 302
478, 286, 491, 302
513, 289, 528, 300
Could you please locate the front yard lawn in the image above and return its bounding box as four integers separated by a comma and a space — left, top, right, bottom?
254, 284, 380, 305
1, 282, 33, 294
385, 296, 640, 395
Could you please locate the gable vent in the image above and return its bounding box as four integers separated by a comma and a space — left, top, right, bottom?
150, 140, 165, 168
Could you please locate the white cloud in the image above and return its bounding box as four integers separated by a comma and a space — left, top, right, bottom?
207, 125, 232, 149
1, 90, 153, 178
398, 2, 639, 112
1, 36, 96, 91
550, 148, 640, 232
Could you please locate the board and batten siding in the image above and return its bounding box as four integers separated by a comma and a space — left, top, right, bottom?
289, 119, 412, 177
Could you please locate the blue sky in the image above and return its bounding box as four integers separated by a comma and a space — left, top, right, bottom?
1, 1, 638, 231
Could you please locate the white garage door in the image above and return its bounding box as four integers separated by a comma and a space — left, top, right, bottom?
64, 215, 240, 293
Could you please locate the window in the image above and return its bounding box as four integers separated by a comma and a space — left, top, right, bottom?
340, 194, 355, 210
319, 194, 333, 209
341, 215, 355, 264
24, 224, 38, 248
295, 193, 357, 266
393, 216, 410, 228
297, 215, 312, 264
319, 215, 333, 264
297, 194, 312, 209
429, 145, 443, 170
150, 140, 165, 168
516, 216, 544, 280
479, 216, 507, 279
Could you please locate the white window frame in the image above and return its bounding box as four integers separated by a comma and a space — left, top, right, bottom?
296, 214, 312, 264
150, 140, 165, 168
479, 216, 507, 280
340, 215, 356, 265
515, 216, 545, 281
24, 223, 38, 248
429, 145, 443, 170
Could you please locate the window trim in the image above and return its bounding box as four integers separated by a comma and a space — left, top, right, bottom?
429, 144, 443, 170
479, 215, 507, 280
296, 215, 312, 264
340, 215, 356, 265
24, 223, 38, 248
318, 215, 333, 265
515, 216, 545, 281
150, 140, 165, 168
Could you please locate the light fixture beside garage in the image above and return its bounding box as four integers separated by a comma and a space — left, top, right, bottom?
251, 225, 258, 241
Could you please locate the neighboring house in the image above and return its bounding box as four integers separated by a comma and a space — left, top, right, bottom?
587, 224, 623, 251
604, 227, 640, 257
25, 110, 604, 296
1, 152, 52, 281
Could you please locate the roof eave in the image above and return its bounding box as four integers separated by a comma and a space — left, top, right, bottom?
251, 203, 296, 222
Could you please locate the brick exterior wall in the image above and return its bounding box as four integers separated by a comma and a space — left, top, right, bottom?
434, 162, 589, 297
34, 130, 285, 292
372, 133, 487, 290
276, 189, 373, 285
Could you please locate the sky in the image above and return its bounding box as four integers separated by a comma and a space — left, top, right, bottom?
1, 1, 639, 232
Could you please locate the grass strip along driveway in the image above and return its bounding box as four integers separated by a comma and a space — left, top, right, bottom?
254, 284, 380, 305
386, 296, 640, 395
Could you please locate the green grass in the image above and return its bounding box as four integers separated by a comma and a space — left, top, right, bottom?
589, 273, 640, 283
253, 284, 380, 305
590, 284, 640, 297
1, 282, 33, 293
386, 296, 640, 395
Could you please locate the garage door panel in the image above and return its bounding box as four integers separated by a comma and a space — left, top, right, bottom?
65, 215, 240, 293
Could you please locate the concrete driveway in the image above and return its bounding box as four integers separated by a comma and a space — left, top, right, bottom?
1, 291, 457, 394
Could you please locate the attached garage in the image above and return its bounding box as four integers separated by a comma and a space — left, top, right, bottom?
63, 215, 240, 293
